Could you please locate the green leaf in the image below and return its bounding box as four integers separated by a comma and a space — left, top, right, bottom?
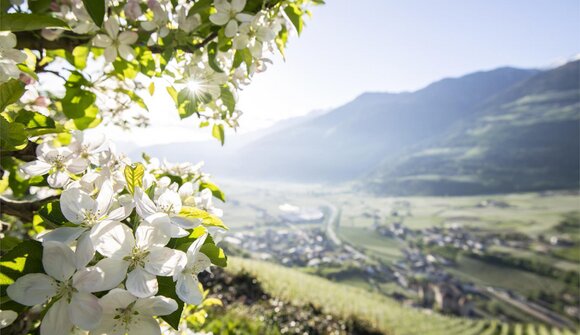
199, 181, 226, 202
82, 0, 105, 27
200, 239, 228, 267
275, 25, 288, 59
0, 115, 27, 151
179, 206, 228, 230
177, 88, 199, 119
61, 87, 97, 119
112, 60, 139, 79
284, 4, 304, 35
0, 79, 25, 112
28, 0, 52, 13
0, 240, 43, 309
212, 123, 225, 146
37, 201, 68, 225
72, 46, 89, 70
166, 86, 178, 103
220, 86, 235, 115
0, 13, 69, 32
15, 110, 56, 129
157, 276, 183, 330
187, 0, 212, 16
233, 48, 252, 69
124, 163, 145, 195
207, 42, 223, 73
72, 107, 100, 130
148, 82, 155, 96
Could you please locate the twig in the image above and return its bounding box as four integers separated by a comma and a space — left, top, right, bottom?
0, 194, 60, 222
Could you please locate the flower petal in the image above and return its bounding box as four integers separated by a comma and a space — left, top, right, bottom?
118, 44, 136, 61
118, 31, 138, 45
75, 231, 96, 269
60, 188, 97, 224
72, 267, 104, 293
128, 316, 162, 335
104, 16, 120, 39
99, 288, 136, 311
69, 291, 102, 330
126, 268, 158, 298
90, 257, 129, 292
176, 274, 203, 305
224, 19, 238, 38
36, 227, 86, 244
135, 224, 170, 249
92, 34, 113, 47
134, 187, 157, 218
47, 170, 70, 188
40, 298, 74, 335
134, 296, 178, 316
95, 223, 134, 258
231, 0, 246, 12
66, 157, 89, 174
157, 190, 182, 215
104, 46, 117, 63
20, 160, 51, 176
43, 241, 76, 281
96, 179, 114, 217
145, 247, 186, 276
0, 310, 17, 329
209, 12, 229, 26
6, 273, 57, 306
235, 13, 253, 22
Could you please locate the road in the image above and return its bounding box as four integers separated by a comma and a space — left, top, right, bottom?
322, 201, 370, 261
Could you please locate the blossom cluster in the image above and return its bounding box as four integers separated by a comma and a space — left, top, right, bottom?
5, 131, 226, 335
2, 0, 310, 131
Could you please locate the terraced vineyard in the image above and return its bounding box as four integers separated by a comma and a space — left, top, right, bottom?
226, 257, 578, 335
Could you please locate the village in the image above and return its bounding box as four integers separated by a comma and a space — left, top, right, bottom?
223, 201, 579, 328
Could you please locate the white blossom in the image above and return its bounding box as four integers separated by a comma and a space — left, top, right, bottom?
0, 32, 27, 83
7, 242, 104, 334
0, 310, 17, 329
21, 143, 88, 188
92, 16, 138, 63
95, 223, 187, 298
90, 289, 177, 335
209, 0, 253, 38
174, 234, 211, 305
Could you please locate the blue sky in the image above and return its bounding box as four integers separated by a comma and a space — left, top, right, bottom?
113, 0, 580, 146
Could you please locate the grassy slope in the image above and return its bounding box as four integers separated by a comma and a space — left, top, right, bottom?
227, 257, 477, 335
225, 257, 577, 335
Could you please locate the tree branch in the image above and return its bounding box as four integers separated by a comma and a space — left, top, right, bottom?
0, 141, 38, 162
0, 195, 59, 222
15, 31, 218, 54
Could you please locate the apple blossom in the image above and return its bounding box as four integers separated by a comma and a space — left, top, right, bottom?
7, 242, 105, 334
20, 143, 88, 188
0, 31, 27, 83
90, 289, 177, 335
92, 16, 138, 63
209, 0, 254, 38
174, 234, 211, 305
95, 223, 187, 298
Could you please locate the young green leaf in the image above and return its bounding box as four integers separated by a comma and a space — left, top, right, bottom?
82, 0, 106, 27
124, 163, 145, 195
179, 206, 228, 230
212, 123, 225, 146
0, 13, 69, 31
199, 181, 226, 202
0, 79, 25, 112
284, 4, 304, 35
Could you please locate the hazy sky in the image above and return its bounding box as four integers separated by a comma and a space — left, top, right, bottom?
111, 0, 580, 147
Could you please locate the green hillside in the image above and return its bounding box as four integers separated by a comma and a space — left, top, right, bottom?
368, 61, 579, 195
221, 257, 576, 335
